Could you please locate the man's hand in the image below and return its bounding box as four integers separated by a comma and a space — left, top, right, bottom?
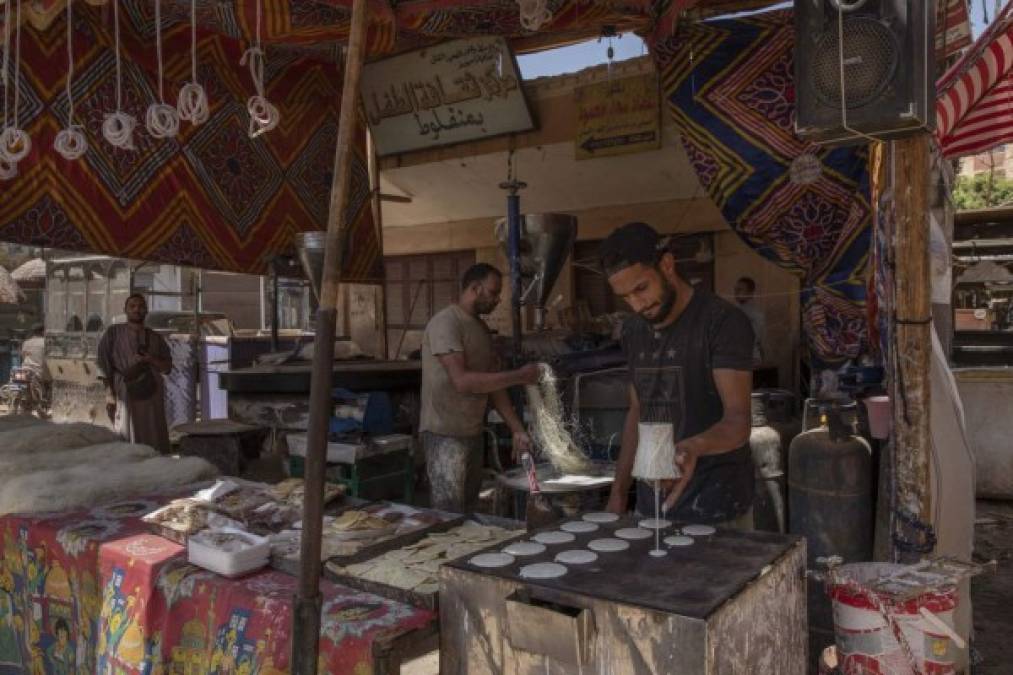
515, 363, 541, 386
511, 430, 533, 461
663, 446, 699, 512
606, 490, 628, 515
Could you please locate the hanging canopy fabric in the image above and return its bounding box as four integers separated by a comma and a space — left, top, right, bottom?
0, 1, 972, 59
0, 1, 382, 279
651, 8, 872, 366
937, 1, 1013, 159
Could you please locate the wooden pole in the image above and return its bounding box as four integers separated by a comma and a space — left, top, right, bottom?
890, 134, 934, 563
291, 0, 368, 671
367, 130, 389, 359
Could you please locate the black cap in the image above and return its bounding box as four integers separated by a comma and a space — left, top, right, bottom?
598, 222, 662, 276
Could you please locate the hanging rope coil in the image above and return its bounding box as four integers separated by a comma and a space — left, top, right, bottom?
0, 0, 12, 178
241, 0, 279, 138
0, 0, 30, 164
177, 0, 209, 124
517, 0, 551, 31
102, 0, 137, 150
0, 157, 16, 180
54, 0, 88, 160
145, 0, 179, 138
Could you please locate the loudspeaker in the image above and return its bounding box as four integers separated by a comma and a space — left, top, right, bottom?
795, 0, 936, 144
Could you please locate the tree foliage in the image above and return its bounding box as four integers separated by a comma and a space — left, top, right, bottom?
952, 173, 1013, 210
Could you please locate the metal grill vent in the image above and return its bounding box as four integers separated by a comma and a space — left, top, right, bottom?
811, 17, 899, 109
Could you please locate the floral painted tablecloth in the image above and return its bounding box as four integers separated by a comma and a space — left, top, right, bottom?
0, 498, 435, 674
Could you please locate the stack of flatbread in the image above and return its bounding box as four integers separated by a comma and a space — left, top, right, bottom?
329, 520, 520, 594
327, 510, 396, 540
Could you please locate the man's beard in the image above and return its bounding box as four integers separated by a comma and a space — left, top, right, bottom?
475, 297, 498, 315
645, 280, 677, 327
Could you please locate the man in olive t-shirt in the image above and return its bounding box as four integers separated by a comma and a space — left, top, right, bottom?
420, 263, 540, 513
599, 222, 756, 528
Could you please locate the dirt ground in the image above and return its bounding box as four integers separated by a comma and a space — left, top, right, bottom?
971, 500, 1013, 674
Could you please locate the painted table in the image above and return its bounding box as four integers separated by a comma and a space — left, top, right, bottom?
0, 496, 435, 674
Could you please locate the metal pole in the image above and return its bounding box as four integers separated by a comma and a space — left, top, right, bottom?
291, 0, 368, 671
507, 192, 523, 358
270, 262, 280, 353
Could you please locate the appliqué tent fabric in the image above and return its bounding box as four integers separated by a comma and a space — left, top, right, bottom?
651, 9, 872, 365
0, 1, 381, 280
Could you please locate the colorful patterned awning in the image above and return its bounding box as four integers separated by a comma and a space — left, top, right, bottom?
0, 0, 382, 279
937, 2, 1013, 158
0, 1, 974, 59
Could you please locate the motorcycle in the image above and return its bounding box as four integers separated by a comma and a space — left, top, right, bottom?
1, 367, 50, 416
0, 367, 30, 414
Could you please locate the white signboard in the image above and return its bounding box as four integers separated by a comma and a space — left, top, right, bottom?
361, 37, 535, 156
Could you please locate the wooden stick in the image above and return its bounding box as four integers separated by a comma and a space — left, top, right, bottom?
367, 130, 389, 359
890, 134, 934, 562
292, 0, 368, 671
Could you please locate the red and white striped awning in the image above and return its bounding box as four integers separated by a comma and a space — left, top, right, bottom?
937, 2, 1013, 158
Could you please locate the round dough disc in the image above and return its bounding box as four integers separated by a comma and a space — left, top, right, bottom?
615, 527, 653, 541
682, 524, 716, 537
588, 538, 630, 553
504, 541, 547, 557
639, 518, 672, 530
560, 520, 599, 534
582, 512, 620, 524
555, 549, 598, 565
664, 535, 695, 547
532, 531, 577, 545
520, 562, 568, 580
470, 552, 515, 568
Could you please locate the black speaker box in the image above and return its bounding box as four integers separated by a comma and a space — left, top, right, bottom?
795, 0, 936, 144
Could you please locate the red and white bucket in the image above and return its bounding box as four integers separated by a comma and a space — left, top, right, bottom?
828, 563, 960, 675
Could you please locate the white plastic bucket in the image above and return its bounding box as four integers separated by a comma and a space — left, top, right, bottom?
829, 563, 959, 675
863, 396, 892, 440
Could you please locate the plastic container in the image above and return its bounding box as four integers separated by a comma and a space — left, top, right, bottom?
828, 563, 959, 675
863, 395, 892, 440
188, 527, 270, 578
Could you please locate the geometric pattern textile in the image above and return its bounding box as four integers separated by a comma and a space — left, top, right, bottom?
650, 9, 872, 365
1, 1, 972, 62
0, 1, 381, 281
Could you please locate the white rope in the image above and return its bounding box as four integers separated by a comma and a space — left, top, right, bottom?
0, 0, 31, 164
240, 0, 279, 138
54, 0, 88, 160
0, 0, 14, 178
517, 0, 551, 32
177, 0, 209, 124
102, 0, 137, 150
145, 0, 179, 138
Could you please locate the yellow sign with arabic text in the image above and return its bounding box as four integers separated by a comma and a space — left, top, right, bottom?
575, 73, 660, 160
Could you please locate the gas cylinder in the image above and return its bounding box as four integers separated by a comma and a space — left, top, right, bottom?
788, 400, 874, 668
750, 393, 785, 533
760, 389, 802, 460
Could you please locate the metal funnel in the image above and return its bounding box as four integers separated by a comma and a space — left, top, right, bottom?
495, 213, 578, 329
294, 231, 327, 302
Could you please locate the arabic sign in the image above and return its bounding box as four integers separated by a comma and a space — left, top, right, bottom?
574, 73, 660, 160
361, 37, 535, 156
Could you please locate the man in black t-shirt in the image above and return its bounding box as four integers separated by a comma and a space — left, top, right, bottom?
599, 222, 756, 528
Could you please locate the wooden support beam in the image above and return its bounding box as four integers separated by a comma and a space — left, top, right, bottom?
291, 0, 368, 671
890, 134, 934, 562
